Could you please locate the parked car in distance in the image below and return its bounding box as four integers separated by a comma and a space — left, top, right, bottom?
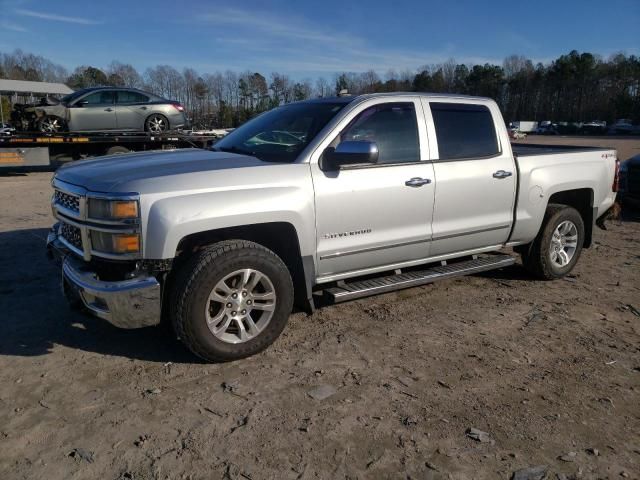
47, 92, 619, 362
535, 121, 557, 135
581, 120, 607, 135
508, 127, 527, 139
610, 119, 634, 135
27, 87, 188, 133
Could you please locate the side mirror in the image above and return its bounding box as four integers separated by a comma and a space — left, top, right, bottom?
322, 141, 379, 170
73, 100, 88, 107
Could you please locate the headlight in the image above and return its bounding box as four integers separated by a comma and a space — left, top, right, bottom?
91, 231, 140, 254
88, 199, 138, 220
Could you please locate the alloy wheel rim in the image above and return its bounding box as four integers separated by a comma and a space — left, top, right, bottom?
42, 118, 60, 133
148, 116, 166, 133
205, 268, 276, 344
550, 220, 578, 268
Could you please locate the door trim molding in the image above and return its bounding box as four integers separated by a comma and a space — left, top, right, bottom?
319, 224, 511, 260
431, 224, 511, 241
319, 238, 428, 260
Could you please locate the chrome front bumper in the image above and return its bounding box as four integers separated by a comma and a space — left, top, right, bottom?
47, 225, 161, 329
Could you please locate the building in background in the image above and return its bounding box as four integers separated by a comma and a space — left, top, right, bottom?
0, 79, 74, 125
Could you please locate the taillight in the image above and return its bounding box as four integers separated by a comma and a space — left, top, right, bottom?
613, 159, 620, 192
172, 103, 185, 112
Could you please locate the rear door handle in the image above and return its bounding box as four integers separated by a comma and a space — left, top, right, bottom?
493, 170, 513, 179
139, 106, 147, 110
405, 177, 432, 187
104, 108, 113, 112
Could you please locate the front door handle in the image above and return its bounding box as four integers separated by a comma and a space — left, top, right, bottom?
139, 106, 147, 110
405, 177, 432, 187
104, 108, 113, 112
493, 170, 513, 179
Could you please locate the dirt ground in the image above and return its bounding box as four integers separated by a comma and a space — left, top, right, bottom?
0, 136, 639, 480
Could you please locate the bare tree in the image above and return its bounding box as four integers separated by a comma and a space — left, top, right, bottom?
107, 61, 143, 87
1, 47, 639, 129
315, 77, 331, 97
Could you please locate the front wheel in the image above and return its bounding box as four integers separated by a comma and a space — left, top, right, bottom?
38, 115, 66, 133
170, 240, 294, 362
521, 204, 585, 279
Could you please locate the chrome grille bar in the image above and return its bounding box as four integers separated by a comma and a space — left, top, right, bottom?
51, 178, 141, 261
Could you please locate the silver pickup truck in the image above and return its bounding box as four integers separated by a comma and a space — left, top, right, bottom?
47, 93, 619, 361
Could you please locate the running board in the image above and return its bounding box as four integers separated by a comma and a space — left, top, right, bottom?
324, 254, 515, 303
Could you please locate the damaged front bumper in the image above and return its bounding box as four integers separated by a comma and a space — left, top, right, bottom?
47, 224, 161, 329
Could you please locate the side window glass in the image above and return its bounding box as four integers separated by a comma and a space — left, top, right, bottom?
117, 91, 149, 104
430, 103, 499, 159
81, 91, 114, 105
340, 102, 420, 164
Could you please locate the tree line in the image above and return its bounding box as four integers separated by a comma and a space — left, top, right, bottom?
1, 48, 638, 128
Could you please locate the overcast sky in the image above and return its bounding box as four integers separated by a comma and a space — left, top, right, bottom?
0, 0, 638, 77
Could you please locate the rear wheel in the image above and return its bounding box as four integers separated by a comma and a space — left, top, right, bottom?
521, 204, 584, 279
171, 240, 294, 362
145, 114, 169, 133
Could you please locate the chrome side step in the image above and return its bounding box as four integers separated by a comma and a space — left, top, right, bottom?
324, 254, 515, 303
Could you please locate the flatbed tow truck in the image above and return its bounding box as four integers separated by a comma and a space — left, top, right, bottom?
0, 130, 222, 169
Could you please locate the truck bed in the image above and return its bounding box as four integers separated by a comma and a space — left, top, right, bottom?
511, 143, 612, 157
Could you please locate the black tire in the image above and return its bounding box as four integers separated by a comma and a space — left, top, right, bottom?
106, 145, 131, 155
521, 204, 585, 279
38, 115, 66, 133
144, 114, 169, 133
170, 240, 294, 362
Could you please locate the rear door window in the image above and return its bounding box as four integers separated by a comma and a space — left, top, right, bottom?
430, 103, 499, 160
116, 90, 149, 104
339, 102, 420, 164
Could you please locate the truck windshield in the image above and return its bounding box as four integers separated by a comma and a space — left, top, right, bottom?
212, 102, 347, 162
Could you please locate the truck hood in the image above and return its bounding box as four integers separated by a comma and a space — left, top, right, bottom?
55, 148, 273, 192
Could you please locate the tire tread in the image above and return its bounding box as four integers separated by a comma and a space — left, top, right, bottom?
522, 203, 584, 279
170, 240, 293, 362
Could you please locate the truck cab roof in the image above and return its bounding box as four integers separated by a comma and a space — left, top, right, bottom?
299, 91, 493, 105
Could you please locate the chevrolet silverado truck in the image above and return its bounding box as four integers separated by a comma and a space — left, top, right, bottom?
46, 93, 620, 362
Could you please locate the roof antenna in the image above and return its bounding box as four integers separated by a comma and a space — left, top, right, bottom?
338, 89, 350, 97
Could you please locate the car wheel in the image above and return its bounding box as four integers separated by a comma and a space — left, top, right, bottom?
106, 146, 131, 155
521, 204, 584, 280
171, 240, 294, 362
145, 114, 169, 133
38, 115, 66, 133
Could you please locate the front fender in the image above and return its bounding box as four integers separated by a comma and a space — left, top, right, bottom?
34, 105, 66, 118
143, 186, 316, 259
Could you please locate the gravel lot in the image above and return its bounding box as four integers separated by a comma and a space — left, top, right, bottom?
1, 136, 639, 480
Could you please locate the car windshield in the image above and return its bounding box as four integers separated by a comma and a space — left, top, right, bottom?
212, 102, 347, 162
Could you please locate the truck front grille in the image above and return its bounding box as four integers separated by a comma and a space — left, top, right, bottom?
60, 222, 82, 251
54, 189, 80, 213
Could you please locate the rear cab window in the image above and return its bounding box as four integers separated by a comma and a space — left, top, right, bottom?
429, 102, 499, 160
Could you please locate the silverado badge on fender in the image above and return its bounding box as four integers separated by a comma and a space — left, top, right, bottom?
323, 228, 372, 239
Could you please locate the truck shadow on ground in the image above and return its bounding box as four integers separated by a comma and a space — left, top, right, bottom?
6, 218, 630, 363
0, 227, 203, 364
